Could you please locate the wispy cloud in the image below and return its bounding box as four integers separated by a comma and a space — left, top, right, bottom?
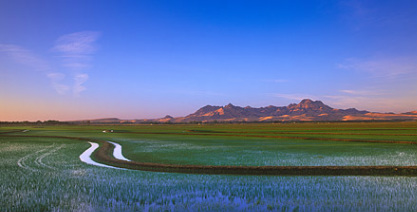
73, 73, 89, 97
53, 31, 100, 55
327, 89, 399, 111
0, 44, 66, 94
323, 95, 416, 113
47, 72, 70, 95
0, 44, 49, 71
53, 31, 100, 70
339, 89, 385, 96
338, 56, 417, 79
326, 88, 415, 112
53, 31, 100, 96
0, 31, 100, 96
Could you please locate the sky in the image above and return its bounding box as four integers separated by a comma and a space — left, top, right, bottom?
1, 0, 416, 121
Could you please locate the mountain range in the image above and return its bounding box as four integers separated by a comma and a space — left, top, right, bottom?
76, 99, 417, 123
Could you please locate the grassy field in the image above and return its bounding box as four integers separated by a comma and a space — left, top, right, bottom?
1, 122, 417, 211
7, 122, 417, 167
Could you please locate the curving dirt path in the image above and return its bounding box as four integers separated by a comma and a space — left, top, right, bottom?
107, 141, 130, 161
79, 142, 127, 170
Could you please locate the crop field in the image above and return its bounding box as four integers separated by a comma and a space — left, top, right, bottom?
1, 122, 417, 211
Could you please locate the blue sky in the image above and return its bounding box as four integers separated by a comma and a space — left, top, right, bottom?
1, 0, 416, 121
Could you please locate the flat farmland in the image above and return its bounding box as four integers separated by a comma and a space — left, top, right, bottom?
1, 122, 417, 211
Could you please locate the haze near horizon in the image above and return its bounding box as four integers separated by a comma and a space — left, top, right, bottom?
1, 0, 416, 121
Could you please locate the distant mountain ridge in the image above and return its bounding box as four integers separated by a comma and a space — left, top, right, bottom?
69, 99, 417, 123
177, 99, 370, 122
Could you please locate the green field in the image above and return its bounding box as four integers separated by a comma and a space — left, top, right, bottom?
1, 122, 417, 211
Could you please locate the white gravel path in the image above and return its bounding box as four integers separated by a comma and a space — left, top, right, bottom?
108, 141, 131, 161
79, 142, 127, 170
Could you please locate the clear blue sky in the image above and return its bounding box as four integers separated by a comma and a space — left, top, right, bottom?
1, 0, 416, 121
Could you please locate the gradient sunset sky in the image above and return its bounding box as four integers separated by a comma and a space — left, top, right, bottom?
1, 0, 416, 121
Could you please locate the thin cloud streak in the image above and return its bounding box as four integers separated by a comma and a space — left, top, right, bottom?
339, 89, 385, 96
53, 31, 100, 96
53, 31, 100, 71
53, 31, 100, 55
323, 95, 416, 113
47, 73, 70, 95
0, 44, 67, 94
338, 56, 417, 79
0, 44, 49, 71
73, 73, 89, 97
0, 31, 100, 96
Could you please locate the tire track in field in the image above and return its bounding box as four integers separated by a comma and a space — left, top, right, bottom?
17, 145, 55, 172
0, 129, 27, 134
35, 144, 66, 170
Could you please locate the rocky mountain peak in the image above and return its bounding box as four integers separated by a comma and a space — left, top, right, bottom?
300, 99, 314, 104
191, 105, 222, 116
224, 103, 236, 109
290, 99, 332, 111
298, 99, 324, 108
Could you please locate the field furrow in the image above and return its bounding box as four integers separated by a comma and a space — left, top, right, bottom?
35, 144, 65, 170
17, 145, 55, 172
